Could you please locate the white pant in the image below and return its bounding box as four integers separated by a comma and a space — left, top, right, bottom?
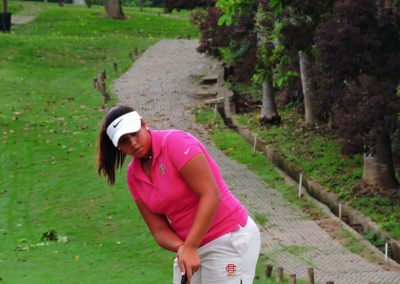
173, 217, 261, 284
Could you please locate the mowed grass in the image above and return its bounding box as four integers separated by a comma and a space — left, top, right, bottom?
0, 2, 198, 283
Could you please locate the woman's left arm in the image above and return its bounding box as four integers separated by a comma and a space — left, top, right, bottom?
177, 153, 221, 282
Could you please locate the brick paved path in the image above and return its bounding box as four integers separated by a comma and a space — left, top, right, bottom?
112, 40, 400, 284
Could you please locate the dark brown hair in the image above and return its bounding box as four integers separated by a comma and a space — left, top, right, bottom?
97, 105, 134, 185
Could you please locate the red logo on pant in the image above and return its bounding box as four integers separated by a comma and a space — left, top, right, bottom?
226, 264, 237, 277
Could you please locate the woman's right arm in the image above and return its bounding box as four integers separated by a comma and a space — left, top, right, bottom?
135, 199, 184, 252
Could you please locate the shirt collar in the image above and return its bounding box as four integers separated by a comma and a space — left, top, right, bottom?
132, 129, 162, 171
148, 129, 162, 161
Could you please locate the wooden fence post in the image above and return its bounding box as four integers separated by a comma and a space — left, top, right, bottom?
276, 267, 283, 282
307, 267, 314, 284
289, 274, 296, 284
93, 70, 110, 108
265, 264, 273, 278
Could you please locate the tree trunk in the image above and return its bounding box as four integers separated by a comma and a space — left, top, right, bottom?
260, 81, 280, 124
257, 4, 280, 125
163, 0, 173, 13
105, 0, 124, 19
299, 50, 319, 125
3, 0, 7, 13
362, 131, 398, 188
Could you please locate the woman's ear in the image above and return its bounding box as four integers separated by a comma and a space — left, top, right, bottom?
142, 120, 149, 130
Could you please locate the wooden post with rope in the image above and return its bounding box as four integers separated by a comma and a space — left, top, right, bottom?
276, 267, 283, 282
93, 69, 110, 108
265, 264, 273, 278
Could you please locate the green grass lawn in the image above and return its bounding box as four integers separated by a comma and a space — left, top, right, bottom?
0, 2, 197, 282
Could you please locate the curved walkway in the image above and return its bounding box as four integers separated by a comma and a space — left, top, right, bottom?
112, 40, 400, 284
11, 2, 42, 25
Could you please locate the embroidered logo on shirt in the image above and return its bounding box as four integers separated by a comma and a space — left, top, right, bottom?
184, 147, 191, 155
160, 164, 165, 176
226, 264, 237, 277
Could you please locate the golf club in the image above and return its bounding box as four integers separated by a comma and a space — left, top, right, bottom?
180, 273, 187, 284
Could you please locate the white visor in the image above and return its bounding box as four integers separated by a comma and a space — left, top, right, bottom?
106, 111, 142, 147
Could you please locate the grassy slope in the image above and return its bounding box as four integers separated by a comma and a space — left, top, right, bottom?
0, 2, 197, 283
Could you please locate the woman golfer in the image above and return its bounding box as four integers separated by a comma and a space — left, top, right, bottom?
97, 105, 260, 284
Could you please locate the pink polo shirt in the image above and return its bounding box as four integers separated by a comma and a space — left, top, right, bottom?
126, 129, 248, 247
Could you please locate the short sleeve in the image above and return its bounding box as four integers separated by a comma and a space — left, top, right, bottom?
165, 131, 204, 171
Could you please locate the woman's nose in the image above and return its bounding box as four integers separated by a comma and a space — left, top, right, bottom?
128, 134, 137, 146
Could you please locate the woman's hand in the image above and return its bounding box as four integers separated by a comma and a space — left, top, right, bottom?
177, 244, 200, 284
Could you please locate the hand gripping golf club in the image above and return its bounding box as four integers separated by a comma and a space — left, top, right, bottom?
180, 273, 187, 284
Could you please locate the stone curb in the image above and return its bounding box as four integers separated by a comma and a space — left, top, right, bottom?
216, 64, 400, 266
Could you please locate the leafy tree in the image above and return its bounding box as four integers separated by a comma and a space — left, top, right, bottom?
276, 0, 335, 125
253, 2, 283, 124
216, 0, 258, 84
213, 0, 283, 123
315, 0, 400, 188
194, 7, 226, 57
196, 0, 258, 83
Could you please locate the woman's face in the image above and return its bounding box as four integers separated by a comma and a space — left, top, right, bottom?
117, 122, 152, 159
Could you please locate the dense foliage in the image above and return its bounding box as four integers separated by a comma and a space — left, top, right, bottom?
255, 2, 299, 95
200, 0, 400, 189
279, 0, 335, 53
163, 0, 213, 13
315, 0, 400, 158
194, 0, 258, 82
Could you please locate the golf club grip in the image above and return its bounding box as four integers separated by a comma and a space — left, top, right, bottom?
180, 273, 188, 284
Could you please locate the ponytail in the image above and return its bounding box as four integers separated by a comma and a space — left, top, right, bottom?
97, 105, 134, 185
